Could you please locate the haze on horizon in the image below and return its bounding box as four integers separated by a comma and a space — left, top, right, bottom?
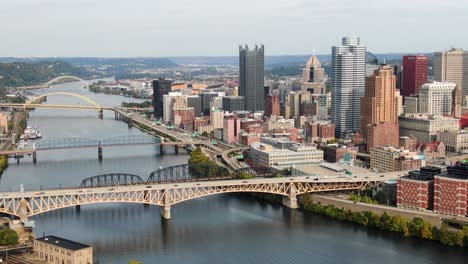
2, 0, 467, 57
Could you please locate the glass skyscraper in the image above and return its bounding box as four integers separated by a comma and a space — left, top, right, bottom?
239, 44, 265, 112
331, 37, 366, 138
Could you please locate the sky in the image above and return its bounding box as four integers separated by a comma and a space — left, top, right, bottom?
1, 0, 467, 57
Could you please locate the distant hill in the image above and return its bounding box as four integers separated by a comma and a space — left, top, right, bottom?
0, 60, 97, 88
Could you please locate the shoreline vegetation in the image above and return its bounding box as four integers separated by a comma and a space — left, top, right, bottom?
301, 193, 468, 248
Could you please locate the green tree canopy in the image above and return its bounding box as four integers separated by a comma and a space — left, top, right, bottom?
0, 228, 19, 246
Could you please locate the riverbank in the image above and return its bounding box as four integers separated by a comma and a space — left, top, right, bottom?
301, 193, 468, 248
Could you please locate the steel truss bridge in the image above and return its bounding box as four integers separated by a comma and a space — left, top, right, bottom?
0, 168, 406, 222
0, 135, 198, 161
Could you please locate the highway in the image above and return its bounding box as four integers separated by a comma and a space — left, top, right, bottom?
1, 171, 407, 199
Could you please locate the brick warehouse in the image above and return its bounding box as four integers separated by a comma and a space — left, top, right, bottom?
434, 163, 468, 216
397, 167, 441, 210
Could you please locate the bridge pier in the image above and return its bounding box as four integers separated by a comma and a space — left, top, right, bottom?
98, 109, 103, 119
161, 189, 171, 220
161, 205, 171, 220
32, 151, 37, 164
160, 137, 165, 155
174, 145, 179, 154
19, 198, 30, 224
98, 146, 103, 161
282, 184, 298, 209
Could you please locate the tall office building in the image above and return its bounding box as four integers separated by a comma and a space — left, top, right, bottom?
434, 48, 467, 96
222, 96, 245, 113
360, 65, 401, 139
265, 94, 280, 117
418, 82, 456, 115
187, 95, 202, 117
239, 44, 265, 112
152, 78, 172, 119
402, 55, 428, 98
301, 55, 326, 94
331, 36, 366, 137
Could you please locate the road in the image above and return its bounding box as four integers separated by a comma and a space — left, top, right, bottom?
1, 171, 408, 198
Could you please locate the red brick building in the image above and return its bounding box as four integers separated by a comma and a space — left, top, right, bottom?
325, 145, 358, 163
239, 133, 261, 147
366, 122, 399, 151
397, 167, 440, 210
399, 136, 418, 150
194, 117, 209, 131
434, 164, 468, 216
402, 55, 429, 98
308, 121, 335, 142
265, 94, 280, 117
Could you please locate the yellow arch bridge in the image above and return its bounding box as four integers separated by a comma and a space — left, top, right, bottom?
16, 75, 89, 90
0, 92, 109, 117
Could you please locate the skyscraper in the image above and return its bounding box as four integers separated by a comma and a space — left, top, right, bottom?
331, 36, 366, 137
239, 44, 265, 112
301, 55, 326, 94
265, 94, 280, 117
360, 65, 401, 139
434, 48, 467, 96
152, 78, 172, 119
402, 55, 428, 98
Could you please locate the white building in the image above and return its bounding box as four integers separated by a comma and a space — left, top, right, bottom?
331, 36, 366, 137
399, 113, 460, 143
418, 82, 456, 115
163, 92, 185, 123
250, 137, 323, 169
437, 130, 468, 153
210, 109, 224, 129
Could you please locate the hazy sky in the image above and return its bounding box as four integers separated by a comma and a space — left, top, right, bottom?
2, 0, 467, 57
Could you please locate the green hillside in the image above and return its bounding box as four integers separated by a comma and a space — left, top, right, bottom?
0, 60, 98, 88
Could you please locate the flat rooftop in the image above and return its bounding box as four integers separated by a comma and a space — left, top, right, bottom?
36, 236, 91, 251
293, 163, 372, 176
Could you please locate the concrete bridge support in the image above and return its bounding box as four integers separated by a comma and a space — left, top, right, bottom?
282, 184, 298, 209
19, 198, 30, 223
32, 151, 37, 164
98, 109, 103, 119
98, 146, 103, 162
161, 190, 171, 220
174, 145, 179, 154
160, 137, 165, 155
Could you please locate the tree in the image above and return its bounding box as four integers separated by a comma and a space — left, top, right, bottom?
0, 228, 19, 246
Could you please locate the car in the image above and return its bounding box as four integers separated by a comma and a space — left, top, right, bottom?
35, 191, 45, 195
290, 178, 295, 181
196, 183, 201, 186
146, 186, 152, 189
380, 175, 384, 177
313, 178, 319, 181
77, 190, 84, 193
365, 176, 369, 179
305, 177, 310, 179
173, 185, 178, 187
242, 181, 248, 183
108, 188, 115, 191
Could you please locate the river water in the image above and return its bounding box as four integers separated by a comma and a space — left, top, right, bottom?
0, 81, 467, 264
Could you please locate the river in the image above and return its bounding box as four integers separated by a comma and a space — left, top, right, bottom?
0, 81, 466, 264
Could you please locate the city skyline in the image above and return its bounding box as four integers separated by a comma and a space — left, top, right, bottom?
1, 0, 468, 57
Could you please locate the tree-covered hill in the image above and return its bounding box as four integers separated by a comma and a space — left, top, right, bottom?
0, 60, 98, 88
